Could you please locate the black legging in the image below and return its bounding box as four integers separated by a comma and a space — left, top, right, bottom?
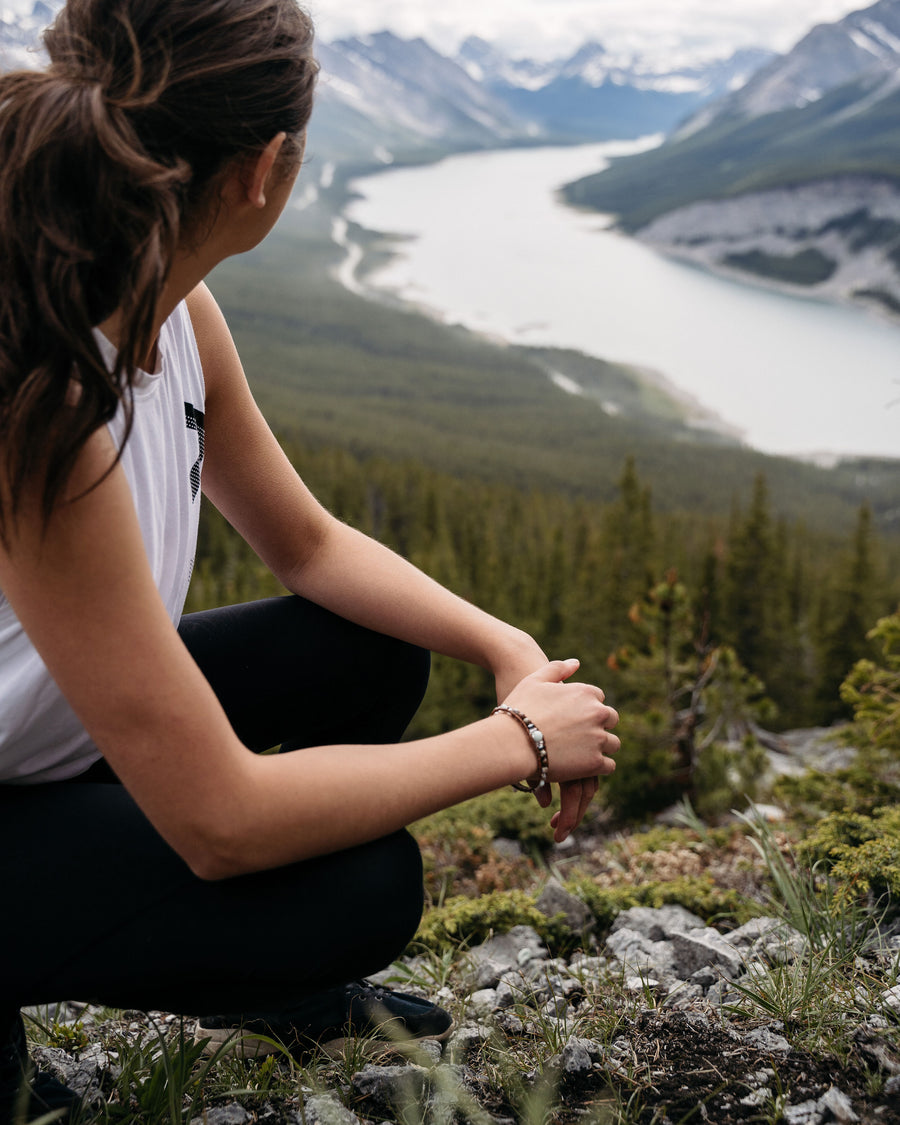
0, 596, 430, 1021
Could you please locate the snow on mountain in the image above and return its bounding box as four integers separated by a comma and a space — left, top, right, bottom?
684, 0, 900, 128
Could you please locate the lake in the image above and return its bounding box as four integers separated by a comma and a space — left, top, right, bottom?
342, 142, 900, 461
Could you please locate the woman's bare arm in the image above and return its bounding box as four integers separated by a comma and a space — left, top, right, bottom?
0, 420, 617, 880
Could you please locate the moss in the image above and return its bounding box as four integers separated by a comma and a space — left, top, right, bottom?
413, 789, 561, 856
412, 889, 573, 954
569, 875, 753, 934
412, 875, 753, 955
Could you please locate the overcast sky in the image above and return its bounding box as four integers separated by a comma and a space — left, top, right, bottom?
308, 0, 869, 60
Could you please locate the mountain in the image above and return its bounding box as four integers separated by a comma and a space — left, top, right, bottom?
1, 5, 772, 163
680, 0, 900, 135
457, 37, 773, 141
311, 32, 533, 163
562, 0, 900, 318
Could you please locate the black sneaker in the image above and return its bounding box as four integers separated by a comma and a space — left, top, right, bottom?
196, 980, 453, 1059
0, 1013, 84, 1124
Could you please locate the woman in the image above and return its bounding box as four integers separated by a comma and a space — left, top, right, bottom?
0, 0, 620, 1118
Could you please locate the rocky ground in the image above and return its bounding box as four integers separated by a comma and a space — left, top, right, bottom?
28, 898, 900, 1125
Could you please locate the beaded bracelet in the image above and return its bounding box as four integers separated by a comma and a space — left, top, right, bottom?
491, 704, 549, 792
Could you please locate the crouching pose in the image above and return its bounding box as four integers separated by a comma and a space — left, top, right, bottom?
0, 0, 620, 1118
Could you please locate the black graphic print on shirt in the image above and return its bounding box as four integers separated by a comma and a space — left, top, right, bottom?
184, 402, 205, 502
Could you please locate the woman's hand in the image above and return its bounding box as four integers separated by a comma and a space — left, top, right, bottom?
499, 658, 619, 842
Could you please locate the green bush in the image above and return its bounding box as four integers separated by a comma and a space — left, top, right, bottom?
798, 805, 900, 906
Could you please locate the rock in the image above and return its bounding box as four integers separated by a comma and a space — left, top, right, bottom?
467, 927, 547, 977
611, 905, 705, 941
817, 1087, 858, 1123
540, 997, 569, 1019
428, 1065, 471, 1125
743, 1027, 791, 1053
705, 979, 742, 1008
881, 984, 900, 1014
491, 837, 523, 860
783, 1100, 822, 1125
494, 975, 519, 1009
468, 989, 498, 1020
568, 954, 607, 977
31, 1044, 113, 1100
722, 917, 791, 949
605, 927, 675, 978
740, 1088, 772, 1108
445, 1025, 492, 1064
416, 1038, 445, 1065
885, 1076, 900, 1095
547, 1038, 602, 1077
535, 878, 594, 934
749, 804, 787, 822
299, 1096, 363, 1125
670, 928, 745, 979
463, 957, 507, 991
350, 1063, 430, 1115
192, 1106, 252, 1125
689, 967, 719, 989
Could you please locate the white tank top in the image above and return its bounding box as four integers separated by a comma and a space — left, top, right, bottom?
0, 301, 206, 783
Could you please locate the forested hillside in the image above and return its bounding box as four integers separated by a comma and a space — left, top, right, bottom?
188, 441, 900, 762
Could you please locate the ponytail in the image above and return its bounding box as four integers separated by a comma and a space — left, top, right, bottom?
0, 0, 317, 535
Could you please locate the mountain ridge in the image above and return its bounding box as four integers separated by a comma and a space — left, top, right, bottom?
562, 0, 900, 318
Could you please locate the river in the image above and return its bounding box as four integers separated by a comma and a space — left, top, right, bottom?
340, 141, 900, 461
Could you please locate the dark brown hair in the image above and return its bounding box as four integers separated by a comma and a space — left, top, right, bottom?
0, 0, 317, 532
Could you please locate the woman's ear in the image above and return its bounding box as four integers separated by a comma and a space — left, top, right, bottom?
242, 133, 288, 209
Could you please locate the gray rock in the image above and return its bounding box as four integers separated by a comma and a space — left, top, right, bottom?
445, 1025, 492, 1064
350, 1063, 430, 1115
31, 1045, 112, 1100
743, 1027, 791, 1053
429, 1065, 472, 1125
192, 1106, 252, 1125
540, 997, 569, 1019
670, 928, 745, 979
882, 984, 900, 1014
689, 967, 719, 989
467, 927, 547, 976
416, 1038, 445, 1065
611, 905, 706, 941
535, 878, 594, 934
464, 957, 507, 991
568, 954, 607, 977
547, 1038, 602, 1077
491, 837, 523, 860
722, 917, 789, 949
817, 1087, 858, 1123
606, 927, 676, 978
740, 1088, 772, 1108
298, 1096, 363, 1125
468, 989, 498, 1020
885, 1075, 900, 1095
494, 974, 521, 1010
783, 1101, 822, 1125
705, 979, 742, 1007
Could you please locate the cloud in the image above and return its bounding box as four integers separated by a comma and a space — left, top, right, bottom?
309, 0, 866, 59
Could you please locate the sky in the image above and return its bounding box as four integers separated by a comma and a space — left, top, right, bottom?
308, 0, 870, 61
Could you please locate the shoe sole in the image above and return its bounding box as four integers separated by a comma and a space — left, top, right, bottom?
195, 1019, 454, 1061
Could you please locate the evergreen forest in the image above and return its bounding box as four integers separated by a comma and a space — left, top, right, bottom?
186, 189, 900, 824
